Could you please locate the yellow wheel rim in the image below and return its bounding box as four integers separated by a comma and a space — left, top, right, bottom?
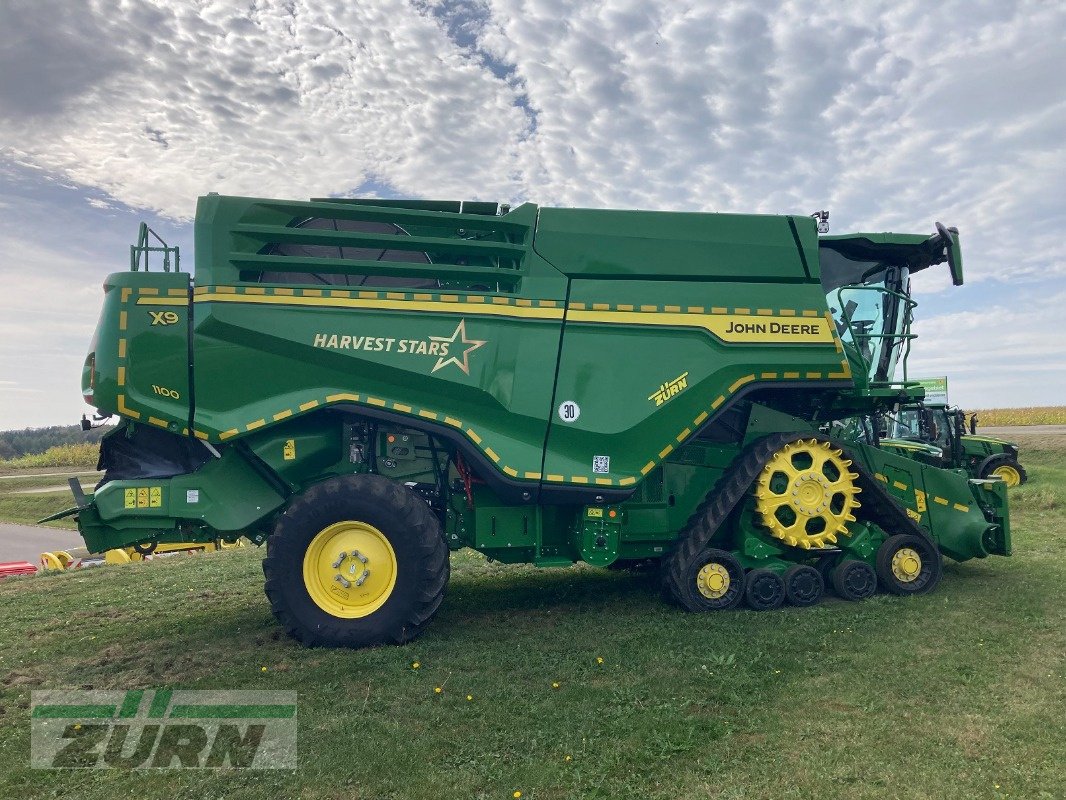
991, 464, 1021, 487
754, 439, 862, 549
302, 521, 398, 618
696, 562, 731, 599
891, 547, 922, 582
39, 552, 65, 571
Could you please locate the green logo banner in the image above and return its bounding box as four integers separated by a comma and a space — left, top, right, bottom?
916, 376, 948, 404
31, 690, 297, 769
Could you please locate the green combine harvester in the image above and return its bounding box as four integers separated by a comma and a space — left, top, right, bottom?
51, 197, 1011, 647
880, 403, 1027, 486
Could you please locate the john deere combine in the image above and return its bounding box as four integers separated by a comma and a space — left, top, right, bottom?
53, 197, 1011, 647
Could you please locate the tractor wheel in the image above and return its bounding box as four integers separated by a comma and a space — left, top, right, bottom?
263, 474, 449, 648
783, 564, 824, 607
744, 569, 786, 610
671, 548, 746, 611
981, 458, 1027, 487
830, 560, 878, 601
875, 534, 942, 596
132, 540, 157, 556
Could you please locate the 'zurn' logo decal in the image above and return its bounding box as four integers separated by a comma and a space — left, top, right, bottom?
31, 690, 297, 769
648, 372, 689, 407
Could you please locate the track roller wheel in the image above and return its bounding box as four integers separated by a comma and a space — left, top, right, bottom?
675, 548, 746, 611
830, 560, 878, 601
783, 564, 824, 607
745, 569, 786, 610
875, 534, 942, 596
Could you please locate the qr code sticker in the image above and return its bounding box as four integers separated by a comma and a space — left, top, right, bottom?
592, 455, 610, 474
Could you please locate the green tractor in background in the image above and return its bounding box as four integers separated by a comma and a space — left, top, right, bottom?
880, 403, 1027, 487
49, 197, 1011, 648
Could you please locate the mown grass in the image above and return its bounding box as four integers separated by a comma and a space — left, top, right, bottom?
0, 440, 1063, 799
974, 406, 1066, 426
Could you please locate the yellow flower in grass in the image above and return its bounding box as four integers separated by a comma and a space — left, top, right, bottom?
596, 657, 604, 665
551, 681, 560, 689
412, 661, 421, 669
466, 695, 473, 701
565, 754, 573, 762
434, 686, 442, 694
513, 793, 522, 799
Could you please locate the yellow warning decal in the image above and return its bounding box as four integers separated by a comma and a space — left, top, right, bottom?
586, 507, 604, 518
124, 486, 162, 509
283, 439, 297, 461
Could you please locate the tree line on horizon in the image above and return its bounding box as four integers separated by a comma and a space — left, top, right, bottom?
0, 424, 115, 460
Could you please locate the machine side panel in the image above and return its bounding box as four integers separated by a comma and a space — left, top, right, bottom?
90, 271, 192, 434
190, 286, 564, 482
541, 279, 853, 487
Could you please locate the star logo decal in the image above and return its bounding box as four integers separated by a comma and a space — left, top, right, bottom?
429, 319, 487, 375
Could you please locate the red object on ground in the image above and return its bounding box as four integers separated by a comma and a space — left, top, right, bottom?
0, 561, 38, 578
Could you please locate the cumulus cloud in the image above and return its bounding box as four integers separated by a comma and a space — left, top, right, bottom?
909, 290, 1066, 407
0, 1, 1060, 271
0, 0, 1063, 424
1, 0, 531, 215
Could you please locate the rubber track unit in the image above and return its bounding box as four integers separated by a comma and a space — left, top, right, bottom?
662, 431, 939, 608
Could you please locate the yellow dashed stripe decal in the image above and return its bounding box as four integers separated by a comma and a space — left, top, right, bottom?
191, 285, 834, 336
126, 284, 854, 488
200, 366, 848, 486
191, 288, 565, 321
114, 285, 189, 431
874, 474, 971, 514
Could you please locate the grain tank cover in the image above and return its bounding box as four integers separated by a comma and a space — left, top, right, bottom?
533, 209, 819, 281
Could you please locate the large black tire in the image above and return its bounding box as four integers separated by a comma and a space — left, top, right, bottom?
745, 569, 785, 610
783, 564, 824, 607
263, 474, 449, 648
830, 560, 878, 601
875, 534, 942, 596
979, 457, 1027, 487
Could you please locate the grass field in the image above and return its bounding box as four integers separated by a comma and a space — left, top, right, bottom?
0, 435, 1063, 799
0, 469, 101, 529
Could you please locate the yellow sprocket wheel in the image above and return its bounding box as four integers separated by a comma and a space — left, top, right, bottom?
754, 438, 861, 549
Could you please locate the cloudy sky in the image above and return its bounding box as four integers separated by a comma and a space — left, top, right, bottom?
1, 0, 1063, 429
